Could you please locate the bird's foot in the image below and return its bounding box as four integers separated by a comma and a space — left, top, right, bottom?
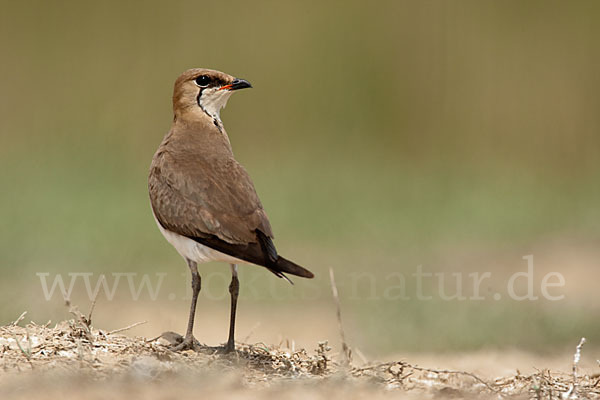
160, 331, 201, 352
222, 340, 237, 354
172, 337, 201, 352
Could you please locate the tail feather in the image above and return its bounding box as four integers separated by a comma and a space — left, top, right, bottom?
272, 256, 314, 279
256, 229, 314, 280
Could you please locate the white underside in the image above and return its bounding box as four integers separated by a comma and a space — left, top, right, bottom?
153, 213, 243, 265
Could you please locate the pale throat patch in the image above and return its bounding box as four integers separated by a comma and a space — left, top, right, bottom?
199, 87, 233, 123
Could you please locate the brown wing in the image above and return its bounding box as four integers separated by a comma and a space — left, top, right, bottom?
149, 150, 273, 245
148, 138, 314, 279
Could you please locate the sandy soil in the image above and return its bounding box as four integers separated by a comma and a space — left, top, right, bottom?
1, 312, 599, 400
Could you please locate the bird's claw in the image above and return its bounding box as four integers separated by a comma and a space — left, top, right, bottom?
160, 331, 201, 352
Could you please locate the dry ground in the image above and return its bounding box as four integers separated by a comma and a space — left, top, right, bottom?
1, 309, 600, 400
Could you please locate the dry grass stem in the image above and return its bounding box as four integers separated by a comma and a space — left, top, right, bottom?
87, 289, 100, 326
108, 321, 148, 335
10, 311, 27, 327
329, 267, 351, 366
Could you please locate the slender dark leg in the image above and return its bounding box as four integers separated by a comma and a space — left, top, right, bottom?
172, 258, 201, 351
224, 264, 239, 353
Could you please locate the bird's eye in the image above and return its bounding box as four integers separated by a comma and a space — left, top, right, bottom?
195, 75, 211, 87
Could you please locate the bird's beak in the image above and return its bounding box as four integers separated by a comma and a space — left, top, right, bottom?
219, 78, 252, 91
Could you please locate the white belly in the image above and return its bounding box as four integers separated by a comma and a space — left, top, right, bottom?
153, 213, 244, 265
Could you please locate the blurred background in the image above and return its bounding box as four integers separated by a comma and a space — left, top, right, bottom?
1, 0, 599, 358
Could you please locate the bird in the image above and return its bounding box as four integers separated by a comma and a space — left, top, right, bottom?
148, 68, 314, 353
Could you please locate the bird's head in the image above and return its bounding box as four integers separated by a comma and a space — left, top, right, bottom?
172, 68, 252, 122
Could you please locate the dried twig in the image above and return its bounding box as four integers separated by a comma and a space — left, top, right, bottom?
352, 361, 501, 394
10, 311, 27, 327
329, 268, 351, 365
68, 305, 94, 342
87, 289, 100, 327
567, 337, 587, 398
63, 297, 96, 343
573, 337, 586, 381
412, 364, 501, 394
108, 321, 147, 335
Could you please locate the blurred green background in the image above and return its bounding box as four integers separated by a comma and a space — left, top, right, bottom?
1, 0, 599, 356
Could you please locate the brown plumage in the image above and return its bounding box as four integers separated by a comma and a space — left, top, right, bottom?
148, 68, 313, 352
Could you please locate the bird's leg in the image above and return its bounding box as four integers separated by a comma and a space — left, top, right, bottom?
224, 264, 239, 353
172, 258, 201, 351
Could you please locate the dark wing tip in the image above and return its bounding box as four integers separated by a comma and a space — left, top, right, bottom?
274, 256, 314, 279
255, 230, 314, 278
